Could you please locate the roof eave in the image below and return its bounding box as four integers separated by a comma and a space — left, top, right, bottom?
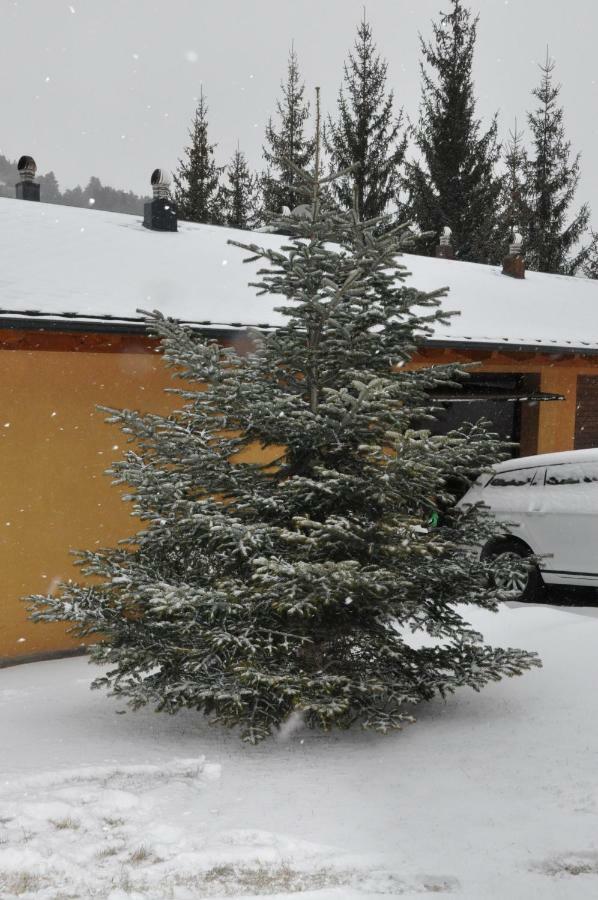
422, 337, 598, 356
0, 315, 596, 356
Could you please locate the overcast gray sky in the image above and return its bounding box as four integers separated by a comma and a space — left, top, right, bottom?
1, 0, 595, 220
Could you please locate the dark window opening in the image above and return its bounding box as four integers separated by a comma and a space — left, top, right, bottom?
425, 373, 561, 458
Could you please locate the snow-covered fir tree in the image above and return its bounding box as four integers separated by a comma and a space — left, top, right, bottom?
261, 46, 315, 216
524, 53, 591, 275
224, 145, 259, 230
404, 0, 502, 262
28, 98, 540, 743
174, 90, 225, 225
325, 13, 408, 220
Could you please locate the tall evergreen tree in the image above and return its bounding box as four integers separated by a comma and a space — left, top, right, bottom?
404, 0, 502, 262
504, 124, 527, 216
261, 46, 316, 215
28, 102, 540, 743
174, 90, 225, 225
224, 145, 259, 230
325, 14, 408, 220
524, 53, 591, 274
497, 122, 530, 254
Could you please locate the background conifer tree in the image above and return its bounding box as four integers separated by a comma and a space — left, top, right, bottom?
0, 153, 148, 212
174, 90, 225, 225
404, 0, 502, 262
63, 175, 148, 215
496, 122, 531, 255
524, 53, 591, 274
29, 96, 540, 743
37, 170, 62, 204
261, 46, 315, 215
325, 14, 408, 220
502, 124, 529, 227
224, 145, 259, 230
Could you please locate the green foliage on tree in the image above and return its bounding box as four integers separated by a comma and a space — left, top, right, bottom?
325, 14, 407, 220
404, 0, 502, 262
261, 46, 316, 215
28, 117, 540, 744
174, 90, 225, 225
224, 145, 259, 230
523, 54, 591, 274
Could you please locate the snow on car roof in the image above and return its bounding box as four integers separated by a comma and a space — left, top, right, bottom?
495, 447, 598, 471
2, 196, 598, 351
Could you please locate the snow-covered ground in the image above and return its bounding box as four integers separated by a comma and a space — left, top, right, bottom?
1, 602, 598, 899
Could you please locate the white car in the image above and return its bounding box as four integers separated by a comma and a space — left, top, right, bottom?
458, 447, 598, 601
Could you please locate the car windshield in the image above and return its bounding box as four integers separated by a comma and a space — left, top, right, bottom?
545, 461, 598, 485
490, 468, 537, 487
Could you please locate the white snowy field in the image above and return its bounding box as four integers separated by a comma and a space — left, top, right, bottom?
1, 603, 598, 899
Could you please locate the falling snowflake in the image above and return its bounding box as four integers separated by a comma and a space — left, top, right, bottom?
185, 50, 199, 63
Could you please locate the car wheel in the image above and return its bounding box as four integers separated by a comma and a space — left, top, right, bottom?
483, 540, 543, 602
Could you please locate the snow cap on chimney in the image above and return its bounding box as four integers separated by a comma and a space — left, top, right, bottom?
435, 225, 453, 259
509, 228, 523, 257
16, 155, 40, 201
143, 168, 177, 232
503, 226, 525, 279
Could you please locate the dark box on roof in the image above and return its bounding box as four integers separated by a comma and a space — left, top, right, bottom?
16, 181, 40, 202
143, 198, 178, 232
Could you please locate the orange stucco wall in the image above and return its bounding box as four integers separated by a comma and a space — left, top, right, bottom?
2, 333, 598, 662
0, 339, 184, 662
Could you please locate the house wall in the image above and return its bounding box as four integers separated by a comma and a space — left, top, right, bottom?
2, 331, 598, 663
0, 334, 174, 662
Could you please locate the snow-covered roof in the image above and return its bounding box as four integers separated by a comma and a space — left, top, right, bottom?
1, 196, 598, 352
